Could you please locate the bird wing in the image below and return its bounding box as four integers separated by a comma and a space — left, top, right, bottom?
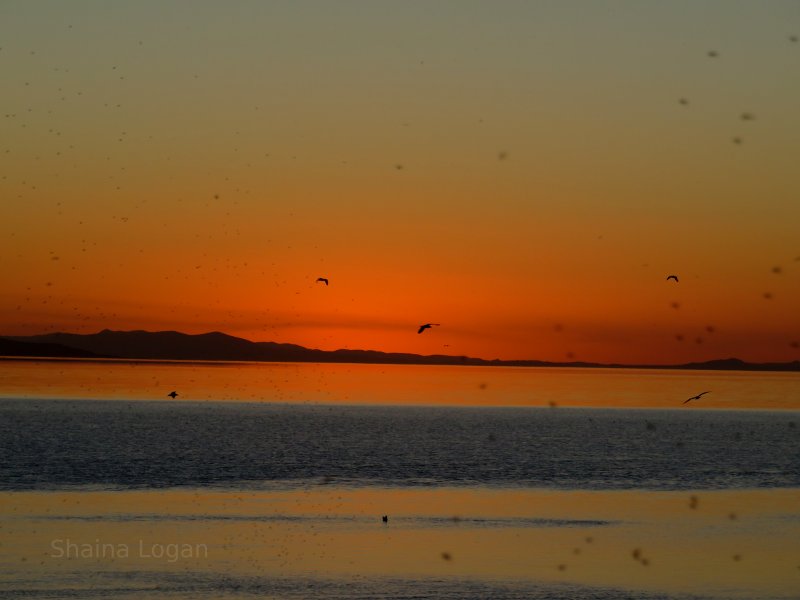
417, 326, 426, 333
683, 391, 709, 404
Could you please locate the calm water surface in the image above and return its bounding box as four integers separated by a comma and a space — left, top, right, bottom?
1, 399, 798, 491
1, 360, 798, 491
1, 359, 798, 409
1, 360, 798, 599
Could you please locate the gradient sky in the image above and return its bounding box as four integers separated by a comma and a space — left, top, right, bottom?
1, 0, 799, 364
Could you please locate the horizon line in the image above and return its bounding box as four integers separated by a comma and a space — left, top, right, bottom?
2, 328, 799, 372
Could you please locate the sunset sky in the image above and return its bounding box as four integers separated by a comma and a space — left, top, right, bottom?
1, 1, 799, 364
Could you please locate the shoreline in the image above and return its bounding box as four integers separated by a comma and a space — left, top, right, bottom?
2, 353, 800, 373
2, 486, 799, 599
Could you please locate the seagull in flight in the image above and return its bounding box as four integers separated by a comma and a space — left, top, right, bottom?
316, 277, 329, 286
418, 323, 440, 334
167, 391, 178, 399
683, 391, 710, 404
666, 275, 679, 282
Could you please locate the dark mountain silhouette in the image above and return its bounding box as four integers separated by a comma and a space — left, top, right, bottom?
2, 330, 799, 372
6, 330, 310, 362
0, 337, 104, 359
668, 357, 800, 371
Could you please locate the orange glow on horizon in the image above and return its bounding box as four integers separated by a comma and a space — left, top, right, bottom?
1, 2, 799, 365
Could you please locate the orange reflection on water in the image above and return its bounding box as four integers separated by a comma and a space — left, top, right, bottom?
1, 359, 799, 409
1, 487, 799, 598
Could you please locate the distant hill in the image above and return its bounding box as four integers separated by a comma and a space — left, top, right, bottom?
0, 337, 104, 359
3, 330, 799, 372
3, 329, 486, 365
669, 357, 800, 372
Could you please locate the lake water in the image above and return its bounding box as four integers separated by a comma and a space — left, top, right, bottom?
1, 360, 799, 599
1, 359, 799, 409
2, 399, 799, 492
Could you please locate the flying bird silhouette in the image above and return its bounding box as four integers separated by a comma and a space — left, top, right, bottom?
167, 391, 178, 398
666, 275, 679, 282
316, 277, 329, 285
418, 323, 440, 334
683, 391, 710, 404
